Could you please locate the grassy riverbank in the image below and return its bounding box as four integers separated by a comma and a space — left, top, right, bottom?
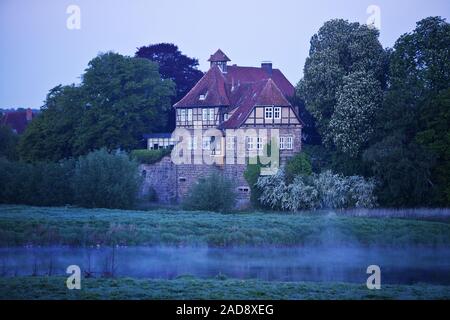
0, 276, 449, 300
0, 205, 449, 247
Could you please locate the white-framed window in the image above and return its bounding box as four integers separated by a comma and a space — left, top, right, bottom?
202, 137, 211, 150
187, 109, 193, 121
274, 107, 281, 119
264, 107, 273, 120
257, 137, 264, 150
202, 108, 215, 122
246, 137, 255, 150
226, 136, 235, 150
199, 94, 206, 101
224, 113, 229, 121
279, 136, 293, 150
180, 109, 186, 122
188, 136, 197, 150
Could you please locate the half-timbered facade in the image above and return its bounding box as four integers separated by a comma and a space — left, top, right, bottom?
172, 49, 303, 162
142, 49, 303, 207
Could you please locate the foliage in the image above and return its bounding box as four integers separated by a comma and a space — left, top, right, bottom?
182, 172, 236, 212
415, 89, 450, 206
74, 52, 175, 155
244, 161, 263, 208
257, 170, 377, 211
135, 43, 203, 131
72, 149, 141, 209
285, 152, 312, 184
130, 148, 172, 164
243, 142, 275, 208
329, 71, 382, 157
0, 125, 19, 160
18, 85, 85, 162
0, 158, 75, 206
364, 17, 450, 207
18, 52, 175, 162
0, 149, 140, 209
298, 19, 388, 146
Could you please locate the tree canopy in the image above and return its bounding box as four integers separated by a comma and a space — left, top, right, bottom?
19, 52, 175, 162
136, 43, 204, 130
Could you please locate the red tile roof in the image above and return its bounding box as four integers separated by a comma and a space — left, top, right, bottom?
0, 109, 34, 134
174, 51, 297, 129
221, 79, 291, 129
174, 65, 230, 107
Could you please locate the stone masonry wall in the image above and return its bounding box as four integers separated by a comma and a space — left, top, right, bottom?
139, 127, 302, 208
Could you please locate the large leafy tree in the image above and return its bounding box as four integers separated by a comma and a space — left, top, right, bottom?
298, 19, 388, 146
415, 89, 450, 206
0, 124, 19, 160
18, 85, 85, 162
19, 52, 175, 162
365, 17, 450, 207
329, 71, 382, 157
136, 43, 204, 131
74, 52, 174, 154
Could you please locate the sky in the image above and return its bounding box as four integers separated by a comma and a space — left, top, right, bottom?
1, 0, 449, 109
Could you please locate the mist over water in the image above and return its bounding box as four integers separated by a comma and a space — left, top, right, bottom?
1, 245, 449, 285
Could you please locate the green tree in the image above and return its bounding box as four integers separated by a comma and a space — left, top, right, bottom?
72, 149, 141, 209
18, 85, 85, 162
298, 19, 388, 145
415, 88, 450, 206
285, 152, 312, 184
365, 17, 450, 207
329, 71, 382, 157
0, 125, 19, 160
18, 52, 175, 162
182, 172, 236, 212
74, 52, 175, 155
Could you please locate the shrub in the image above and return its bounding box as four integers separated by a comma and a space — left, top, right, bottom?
182, 172, 236, 212
257, 170, 377, 211
285, 152, 312, 183
130, 148, 171, 164
72, 149, 141, 209
0, 158, 75, 206
244, 161, 263, 208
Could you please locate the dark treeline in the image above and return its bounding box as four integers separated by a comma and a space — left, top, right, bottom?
297, 17, 450, 208
0, 149, 140, 209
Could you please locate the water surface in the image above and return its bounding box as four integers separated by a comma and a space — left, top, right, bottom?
0, 246, 449, 285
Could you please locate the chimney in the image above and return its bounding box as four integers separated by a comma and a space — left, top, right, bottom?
26, 108, 33, 121
261, 61, 272, 77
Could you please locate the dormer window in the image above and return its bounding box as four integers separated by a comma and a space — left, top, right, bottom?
199, 92, 207, 101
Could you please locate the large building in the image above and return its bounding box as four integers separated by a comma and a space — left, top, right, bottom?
142, 50, 303, 206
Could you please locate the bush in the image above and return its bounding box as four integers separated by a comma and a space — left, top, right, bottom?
285, 152, 312, 183
0, 158, 74, 206
257, 170, 377, 211
244, 162, 263, 208
182, 172, 236, 212
72, 149, 141, 209
131, 148, 171, 164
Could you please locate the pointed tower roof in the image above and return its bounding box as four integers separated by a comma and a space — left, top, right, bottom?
208, 49, 231, 62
